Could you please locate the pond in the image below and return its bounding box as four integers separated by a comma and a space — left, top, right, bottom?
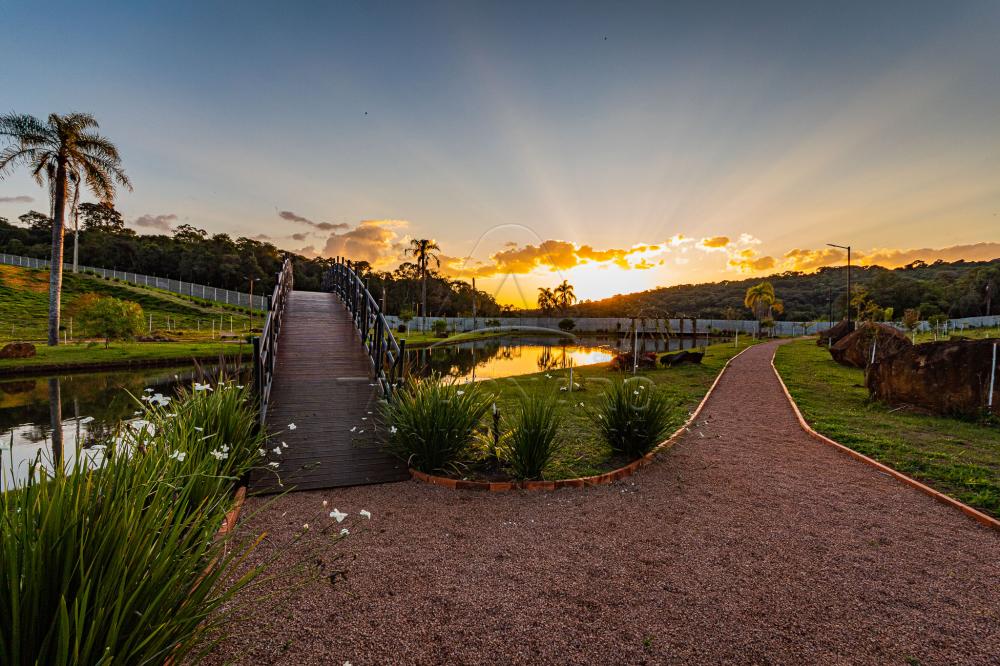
404, 334, 719, 382
0, 364, 248, 490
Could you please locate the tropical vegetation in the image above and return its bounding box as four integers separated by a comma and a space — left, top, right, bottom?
501, 394, 564, 479
588, 378, 676, 458
73, 294, 145, 348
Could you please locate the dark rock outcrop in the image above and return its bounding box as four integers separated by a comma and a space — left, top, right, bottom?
817, 319, 853, 347
867, 338, 1000, 417
0, 342, 37, 359
829, 322, 911, 369
660, 350, 705, 367
610, 351, 657, 371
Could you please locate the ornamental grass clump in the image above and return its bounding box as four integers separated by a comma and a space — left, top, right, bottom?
589, 379, 675, 458
382, 375, 492, 473
0, 381, 264, 665
502, 394, 563, 480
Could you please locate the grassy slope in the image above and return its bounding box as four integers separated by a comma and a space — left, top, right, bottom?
0, 265, 255, 342
0, 340, 251, 373
473, 338, 757, 479
399, 327, 570, 348
774, 339, 1000, 518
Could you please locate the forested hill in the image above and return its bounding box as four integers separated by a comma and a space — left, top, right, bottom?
567, 259, 1000, 321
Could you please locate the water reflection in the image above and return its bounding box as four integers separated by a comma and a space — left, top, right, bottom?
404, 335, 717, 382
0, 365, 248, 490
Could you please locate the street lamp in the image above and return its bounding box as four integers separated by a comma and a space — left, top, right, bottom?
827, 243, 851, 329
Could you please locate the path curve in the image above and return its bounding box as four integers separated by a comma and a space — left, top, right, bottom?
213, 340, 1000, 665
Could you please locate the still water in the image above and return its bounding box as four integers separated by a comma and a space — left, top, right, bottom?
404, 335, 715, 382
0, 365, 245, 489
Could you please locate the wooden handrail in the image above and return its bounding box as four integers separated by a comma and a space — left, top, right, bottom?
327, 257, 405, 400
252, 258, 294, 427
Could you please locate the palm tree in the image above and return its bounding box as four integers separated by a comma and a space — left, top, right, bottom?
744, 281, 782, 332
405, 239, 440, 331
554, 280, 576, 312
0, 113, 131, 345
537, 287, 555, 313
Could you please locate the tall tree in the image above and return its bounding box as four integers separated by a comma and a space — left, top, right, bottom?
0, 113, 131, 345
744, 281, 777, 322
405, 239, 440, 330
554, 280, 576, 312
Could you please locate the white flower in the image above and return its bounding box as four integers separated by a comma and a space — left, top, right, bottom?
322, 500, 328, 507
169, 450, 186, 462
281, 441, 288, 448
194, 382, 212, 392
144, 388, 154, 393
359, 509, 371, 519
287, 423, 297, 430
272, 446, 282, 456
194, 427, 203, 432
303, 523, 309, 530
633, 390, 640, 396
236, 384, 245, 389
329, 508, 347, 523
166, 413, 178, 418
258, 448, 266, 456
350, 426, 357, 433
79, 416, 95, 424
268, 461, 280, 468
340, 528, 350, 537
456, 390, 465, 396
389, 426, 398, 434
209, 449, 228, 460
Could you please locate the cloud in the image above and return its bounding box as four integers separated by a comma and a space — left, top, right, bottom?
698, 236, 730, 250
291, 232, 308, 241
132, 213, 177, 232
727, 248, 776, 272
440, 239, 670, 278
321, 219, 409, 268
278, 210, 349, 232
0, 195, 33, 204
780, 242, 1000, 272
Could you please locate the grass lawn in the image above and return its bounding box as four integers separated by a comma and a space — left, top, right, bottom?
0, 265, 257, 343
398, 326, 571, 348
774, 338, 1000, 518
0, 340, 252, 374
466, 338, 757, 479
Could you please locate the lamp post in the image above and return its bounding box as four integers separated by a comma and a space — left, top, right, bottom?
827, 243, 851, 329
248, 277, 261, 332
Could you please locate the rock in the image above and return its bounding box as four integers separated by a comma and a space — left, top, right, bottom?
0, 342, 37, 359
610, 351, 658, 370
660, 350, 704, 367
866, 338, 1000, 417
817, 319, 853, 347
829, 322, 911, 369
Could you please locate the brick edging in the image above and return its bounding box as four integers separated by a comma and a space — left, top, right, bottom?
410, 344, 756, 492
769, 347, 1000, 532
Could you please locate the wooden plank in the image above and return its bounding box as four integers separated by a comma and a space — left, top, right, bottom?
249, 291, 408, 494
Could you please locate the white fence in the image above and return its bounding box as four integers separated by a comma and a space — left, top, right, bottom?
0, 252, 266, 310
392, 314, 1000, 337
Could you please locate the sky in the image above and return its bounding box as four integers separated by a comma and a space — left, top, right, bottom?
2, 0, 1000, 306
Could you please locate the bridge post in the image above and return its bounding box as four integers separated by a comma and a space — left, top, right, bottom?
252, 336, 262, 424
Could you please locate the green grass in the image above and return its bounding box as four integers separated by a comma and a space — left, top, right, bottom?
399, 326, 570, 348
910, 325, 1000, 344
0, 265, 258, 343
468, 338, 758, 479
0, 340, 251, 372
774, 338, 1000, 518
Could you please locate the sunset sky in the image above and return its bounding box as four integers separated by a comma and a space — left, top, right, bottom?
2, 1, 1000, 306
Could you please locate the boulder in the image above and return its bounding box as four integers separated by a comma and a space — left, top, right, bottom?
829, 322, 911, 369
660, 350, 704, 367
817, 319, 853, 347
0, 342, 37, 359
866, 338, 1000, 418
610, 351, 657, 371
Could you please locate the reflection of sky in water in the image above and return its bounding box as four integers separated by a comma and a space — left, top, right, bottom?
406, 335, 715, 382
0, 365, 243, 490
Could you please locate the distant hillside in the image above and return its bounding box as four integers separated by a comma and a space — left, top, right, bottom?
566, 258, 1000, 321
0, 265, 252, 342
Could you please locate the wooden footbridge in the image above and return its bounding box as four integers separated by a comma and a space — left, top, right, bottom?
248, 259, 409, 493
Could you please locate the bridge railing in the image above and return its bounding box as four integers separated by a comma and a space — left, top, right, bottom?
328, 257, 405, 400
253, 258, 294, 427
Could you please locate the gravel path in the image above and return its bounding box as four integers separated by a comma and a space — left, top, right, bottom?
211, 340, 1000, 665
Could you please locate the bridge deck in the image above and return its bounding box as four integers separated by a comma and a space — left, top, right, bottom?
249, 291, 408, 494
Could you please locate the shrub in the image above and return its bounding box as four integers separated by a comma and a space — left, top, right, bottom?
382, 376, 492, 473
588, 379, 675, 457
502, 394, 563, 479
74, 294, 145, 348
432, 319, 448, 337
0, 383, 264, 665
558, 318, 575, 332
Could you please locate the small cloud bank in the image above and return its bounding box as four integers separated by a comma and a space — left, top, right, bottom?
278, 210, 349, 232
133, 213, 177, 232
322, 219, 409, 268
0, 195, 34, 204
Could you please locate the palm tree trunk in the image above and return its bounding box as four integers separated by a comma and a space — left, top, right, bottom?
421, 265, 427, 333
48, 160, 67, 346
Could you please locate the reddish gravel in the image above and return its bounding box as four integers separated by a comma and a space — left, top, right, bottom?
209, 340, 1000, 665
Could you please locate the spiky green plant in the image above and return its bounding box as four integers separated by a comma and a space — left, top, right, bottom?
588, 379, 676, 458
0, 382, 265, 665
502, 394, 563, 480
381, 375, 492, 473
